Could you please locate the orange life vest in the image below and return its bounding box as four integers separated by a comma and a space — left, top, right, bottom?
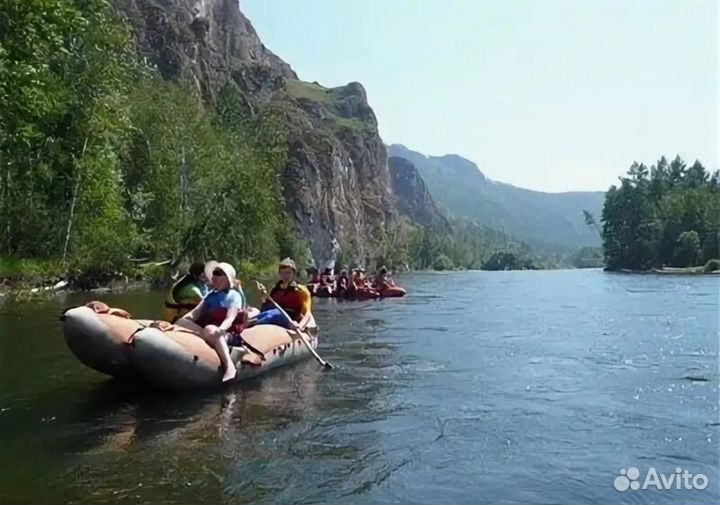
264, 281, 305, 321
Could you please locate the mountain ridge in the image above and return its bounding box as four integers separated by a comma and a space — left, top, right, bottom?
388, 144, 605, 253
389, 143, 605, 195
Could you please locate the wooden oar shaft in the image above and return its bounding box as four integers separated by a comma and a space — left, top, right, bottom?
260, 285, 333, 369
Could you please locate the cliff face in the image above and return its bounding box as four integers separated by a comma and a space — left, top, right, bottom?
388, 157, 448, 230
275, 81, 398, 261
115, 0, 295, 106
114, 0, 399, 261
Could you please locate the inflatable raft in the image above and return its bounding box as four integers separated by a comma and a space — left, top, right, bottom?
378, 286, 406, 298
61, 302, 318, 390
327, 286, 407, 300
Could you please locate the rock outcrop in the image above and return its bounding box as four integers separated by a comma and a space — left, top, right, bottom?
274, 81, 398, 260
113, 0, 400, 261
388, 157, 448, 231
115, 0, 295, 107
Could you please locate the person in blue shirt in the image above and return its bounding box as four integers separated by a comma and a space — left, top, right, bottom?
176, 262, 245, 382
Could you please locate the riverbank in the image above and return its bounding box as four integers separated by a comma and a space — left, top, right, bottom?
610, 266, 720, 276
0, 258, 278, 299
604, 258, 720, 276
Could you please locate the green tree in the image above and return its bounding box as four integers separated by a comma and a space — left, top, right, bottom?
601, 156, 718, 271
0, 0, 295, 281
675, 230, 701, 267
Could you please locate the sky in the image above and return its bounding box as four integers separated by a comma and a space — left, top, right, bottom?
241, 0, 718, 192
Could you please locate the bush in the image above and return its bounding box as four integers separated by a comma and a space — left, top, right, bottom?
704, 259, 720, 272
482, 251, 519, 271
0, 257, 64, 281
432, 254, 454, 271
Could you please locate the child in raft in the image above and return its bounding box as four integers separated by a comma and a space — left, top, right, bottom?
176, 262, 246, 382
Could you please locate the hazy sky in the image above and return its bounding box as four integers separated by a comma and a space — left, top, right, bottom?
241, 0, 718, 192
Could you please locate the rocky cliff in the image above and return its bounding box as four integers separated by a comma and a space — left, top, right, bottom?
114, 0, 399, 261
115, 0, 295, 105
388, 157, 448, 230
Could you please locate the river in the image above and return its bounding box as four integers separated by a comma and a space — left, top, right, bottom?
0, 270, 718, 504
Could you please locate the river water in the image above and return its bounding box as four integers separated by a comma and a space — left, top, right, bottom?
0, 270, 718, 504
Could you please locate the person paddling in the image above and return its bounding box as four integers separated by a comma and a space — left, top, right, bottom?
253, 258, 313, 331
176, 262, 245, 382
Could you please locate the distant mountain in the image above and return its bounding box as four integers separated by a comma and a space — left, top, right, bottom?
387, 144, 605, 253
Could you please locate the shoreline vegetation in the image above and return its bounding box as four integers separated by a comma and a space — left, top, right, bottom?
0, 257, 281, 298
595, 156, 719, 273
3, 260, 717, 301
611, 265, 720, 275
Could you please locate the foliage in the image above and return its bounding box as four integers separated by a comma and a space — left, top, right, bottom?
601, 156, 720, 270
583, 210, 601, 236
481, 251, 537, 271
283, 79, 369, 131
674, 230, 701, 268
374, 216, 536, 272
568, 246, 603, 268
0, 0, 137, 269
285, 80, 334, 103
704, 259, 720, 273
432, 254, 454, 271
0, 1, 293, 282
0, 256, 64, 280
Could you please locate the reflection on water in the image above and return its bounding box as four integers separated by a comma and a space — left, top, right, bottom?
0, 270, 718, 504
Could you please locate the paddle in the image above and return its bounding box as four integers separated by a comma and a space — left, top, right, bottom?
255, 281, 333, 370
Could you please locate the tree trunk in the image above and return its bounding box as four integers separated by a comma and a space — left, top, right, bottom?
62, 136, 89, 272
3, 160, 10, 256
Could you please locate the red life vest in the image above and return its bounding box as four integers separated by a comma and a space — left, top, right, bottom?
264, 281, 305, 321
197, 291, 246, 334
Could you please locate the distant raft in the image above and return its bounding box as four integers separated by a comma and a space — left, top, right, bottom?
61, 302, 317, 390
377, 286, 407, 298
312, 286, 407, 300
